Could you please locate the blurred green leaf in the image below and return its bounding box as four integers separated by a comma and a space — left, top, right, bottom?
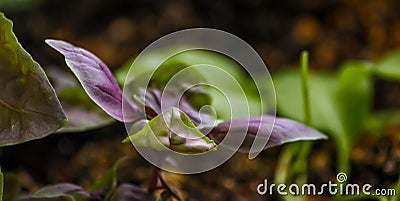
115, 57, 135, 86
150, 61, 213, 111
274, 70, 348, 173
116, 48, 247, 85
0, 13, 66, 146
337, 60, 373, 141
32, 183, 91, 201
89, 156, 155, 201
375, 49, 400, 80
273, 65, 374, 172
170, 49, 252, 89
124, 107, 216, 154
89, 168, 117, 195
88, 156, 130, 201
117, 48, 261, 120
273, 70, 344, 135
274, 62, 373, 144
171, 50, 262, 119
0, 0, 43, 11
46, 68, 114, 132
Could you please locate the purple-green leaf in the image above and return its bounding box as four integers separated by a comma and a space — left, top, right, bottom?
209, 116, 327, 151
0, 13, 66, 146
45, 39, 140, 122
123, 107, 216, 154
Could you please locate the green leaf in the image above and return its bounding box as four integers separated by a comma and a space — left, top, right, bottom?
274, 65, 372, 142
115, 57, 135, 86
32, 183, 91, 201
173, 49, 245, 79
117, 48, 261, 119
0, 167, 3, 201
170, 50, 262, 119
273, 70, 343, 135
337, 60, 373, 141
149, 61, 213, 111
273, 63, 373, 173
123, 107, 216, 154
375, 49, 400, 80
273, 69, 349, 172
122, 53, 214, 110
0, 13, 66, 146
57, 87, 115, 132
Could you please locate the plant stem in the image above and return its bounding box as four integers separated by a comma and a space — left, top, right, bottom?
274, 51, 313, 201
147, 166, 160, 193
289, 50, 313, 201
297, 50, 313, 179
301, 50, 311, 125
158, 172, 183, 200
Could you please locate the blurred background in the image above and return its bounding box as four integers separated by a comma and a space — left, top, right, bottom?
3, 0, 400, 71
1, 0, 400, 200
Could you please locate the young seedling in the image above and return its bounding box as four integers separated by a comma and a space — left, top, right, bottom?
45, 39, 326, 198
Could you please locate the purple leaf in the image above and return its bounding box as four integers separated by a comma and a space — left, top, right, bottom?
110, 183, 154, 201
209, 116, 327, 153
32, 183, 91, 200
136, 87, 216, 127
45, 39, 140, 122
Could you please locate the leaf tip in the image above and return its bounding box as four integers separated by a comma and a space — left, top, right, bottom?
44, 39, 58, 48
45, 39, 69, 51
248, 152, 258, 160
122, 137, 131, 143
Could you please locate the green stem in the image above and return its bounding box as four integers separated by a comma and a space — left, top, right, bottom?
301, 50, 311, 125
297, 50, 313, 178
292, 50, 313, 192
274, 51, 313, 201
337, 137, 350, 174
